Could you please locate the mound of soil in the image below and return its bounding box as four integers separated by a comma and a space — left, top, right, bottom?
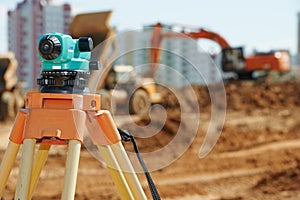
121, 111, 186, 153
157, 81, 300, 113
225, 81, 300, 111
2, 80, 300, 199
253, 159, 300, 194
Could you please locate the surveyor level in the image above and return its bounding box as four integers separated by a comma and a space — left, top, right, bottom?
0, 91, 147, 199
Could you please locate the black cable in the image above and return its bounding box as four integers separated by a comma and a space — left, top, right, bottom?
118, 128, 161, 200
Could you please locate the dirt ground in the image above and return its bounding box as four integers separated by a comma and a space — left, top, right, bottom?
1, 81, 300, 199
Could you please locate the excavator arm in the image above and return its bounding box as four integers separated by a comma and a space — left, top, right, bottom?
187, 28, 231, 48
149, 22, 245, 77
150, 22, 290, 79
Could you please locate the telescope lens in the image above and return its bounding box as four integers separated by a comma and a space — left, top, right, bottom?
42, 43, 51, 52
39, 35, 62, 60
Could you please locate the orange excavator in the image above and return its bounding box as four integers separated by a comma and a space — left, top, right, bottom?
150, 23, 290, 79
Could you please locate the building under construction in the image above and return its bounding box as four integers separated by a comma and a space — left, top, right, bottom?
7, 0, 71, 90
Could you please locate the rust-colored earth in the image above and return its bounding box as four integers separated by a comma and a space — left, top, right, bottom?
1, 81, 300, 199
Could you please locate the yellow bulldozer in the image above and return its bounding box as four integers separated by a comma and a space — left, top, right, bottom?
69, 11, 161, 114
0, 53, 24, 121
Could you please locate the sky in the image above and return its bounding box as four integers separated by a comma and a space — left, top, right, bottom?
0, 0, 300, 55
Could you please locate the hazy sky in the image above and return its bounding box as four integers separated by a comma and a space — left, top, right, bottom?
0, 0, 299, 55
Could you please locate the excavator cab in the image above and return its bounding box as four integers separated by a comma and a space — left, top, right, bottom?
221, 47, 245, 72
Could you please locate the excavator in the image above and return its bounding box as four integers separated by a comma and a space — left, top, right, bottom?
0, 53, 24, 121
150, 23, 290, 79
69, 11, 161, 114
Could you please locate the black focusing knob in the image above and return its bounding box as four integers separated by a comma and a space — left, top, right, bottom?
78, 37, 93, 52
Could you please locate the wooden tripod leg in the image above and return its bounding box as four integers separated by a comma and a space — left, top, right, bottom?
28, 144, 51, 199
111, 142, 147, 200
15, 138, 36, 200
98, 145, 134, 200
0, 141, 20, 197
86, 110, 144, 199
61, 140, 81, 200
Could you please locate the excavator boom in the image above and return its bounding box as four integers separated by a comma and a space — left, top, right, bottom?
150, 22, 239, 77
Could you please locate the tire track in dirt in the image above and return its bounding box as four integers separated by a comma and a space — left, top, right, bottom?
215, 139, 300, 158
153, 167, 266, 186
144, 139, 300, 187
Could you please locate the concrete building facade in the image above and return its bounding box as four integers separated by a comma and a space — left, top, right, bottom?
7, 0, 71, 89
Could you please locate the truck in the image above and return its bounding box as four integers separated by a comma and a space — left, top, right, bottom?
0, 53, 24, 121
102, 64, 161, 114
69, 11, 161, 114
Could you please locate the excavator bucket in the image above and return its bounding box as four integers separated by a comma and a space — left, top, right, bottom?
70, 11, 112, 47
69, 11, 117, 90
0, 53, 18, 91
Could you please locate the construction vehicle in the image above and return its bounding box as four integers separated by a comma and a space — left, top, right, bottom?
150, 23, 290, 79
69, 11, 161, 114
103, 65, 161, 114
0, 53, 24, 121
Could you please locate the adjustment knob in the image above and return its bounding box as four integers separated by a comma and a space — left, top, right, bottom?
78, 37, 93, 52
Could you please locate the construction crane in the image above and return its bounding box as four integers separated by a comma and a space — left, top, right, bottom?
150, 22, 290, 79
